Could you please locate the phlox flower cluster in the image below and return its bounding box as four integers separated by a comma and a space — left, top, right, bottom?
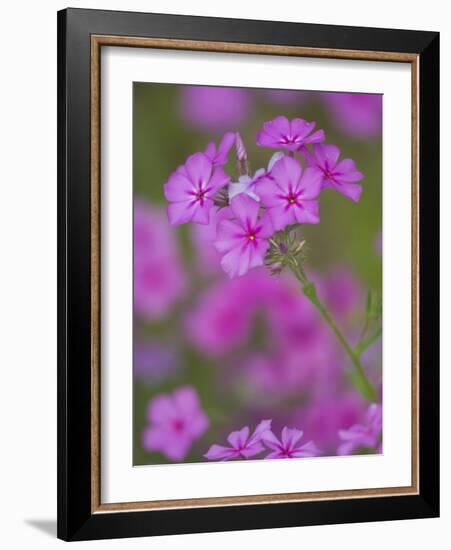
164, 116, 364, 279
204, 420, 321, 461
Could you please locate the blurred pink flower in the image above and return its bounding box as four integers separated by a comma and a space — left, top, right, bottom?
337, 403, 382, 455
204, 419, 271, 461
142, 386, 209, 461
257, 115, 325, 152
262, 427, 320, 459
316, 267, 364, 321
257, 156, 322, 230
263, 90, 310, 106
183, 275, 255, 357
204, 132, 236, 167
164, 152, 230, 225
215, 194, 274, 278
322, 92, 382, 139
134, 200, 187, 320
296, 392, 366, 453
306, 144, 364, 203
180, 86, 251, 131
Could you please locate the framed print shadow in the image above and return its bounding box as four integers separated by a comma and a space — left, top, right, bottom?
57, 7, 439, 542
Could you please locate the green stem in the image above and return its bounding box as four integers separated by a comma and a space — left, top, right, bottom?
288, 261, 377, 402
355, 326, 382, 357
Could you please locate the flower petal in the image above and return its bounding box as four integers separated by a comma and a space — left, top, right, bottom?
281, 427, 303, 449
294, 200, 320, 224
271, 156, 302, 194
328, 181, 363, 203
164, 173, 195, 202
247, 419, 272, 447
248, 240, 268, 269
191, 200, 213, 224
257, 212, 275, 238
302, 128, 326, 145
240, 442, 265, 458
293, 440, 321, 457
267, 151, 285, 171
215, 220, 245, 253
255, 177, 284, 207
227, 426, 250, 449
261, 430, 282, 451
167, 201, 196, 225
267, 204, 297, 231
208, 167, 231, 194
204, 444, 239, 461
298, 166, 323, 199
291, 118, 315, 139
185, 152, 212, 185
334, 158, 364, 182
220, 246, 246, 278
312, 144, 340, 169
229, 193, 260, 228
148, 395, 176, 424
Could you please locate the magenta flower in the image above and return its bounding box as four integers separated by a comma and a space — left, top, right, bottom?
322, 92, 382, 139
134, 201, 187, 320
142, 386, 209, 461
204, 132, 236, 167
257, 155, 322, 231
228, 152, 284, 202
262, 427, 320, 459
337, 403, 382, 455
204, 419, 272, 461
164, 152, 230, 225
215, 194, 274, 278
179, 85, 251, 131
183, 276, 254, 357
306, 144, 364, 203
257, 115, 325, 152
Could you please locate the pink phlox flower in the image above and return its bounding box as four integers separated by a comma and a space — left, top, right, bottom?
337, 403, 382, 455
214, 194, 274, 278
204, 419, 272, 461
262, 427, 321, 459
257, 155, 322, 231
306, 143, 364, 203
257, 115, 325, 152
228, 152, 284, 202
204, 132, 236, 167
164, 152, 230, 225
142, 386, 209, 461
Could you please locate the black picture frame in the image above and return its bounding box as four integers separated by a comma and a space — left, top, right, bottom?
57, 7, 439, 541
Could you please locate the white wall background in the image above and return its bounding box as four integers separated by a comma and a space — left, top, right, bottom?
0, 1, 448, 548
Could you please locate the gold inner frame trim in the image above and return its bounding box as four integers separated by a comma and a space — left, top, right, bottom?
90, 34, 420, 514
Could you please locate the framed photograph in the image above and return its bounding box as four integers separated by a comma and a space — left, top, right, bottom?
57, 8, 439, 541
